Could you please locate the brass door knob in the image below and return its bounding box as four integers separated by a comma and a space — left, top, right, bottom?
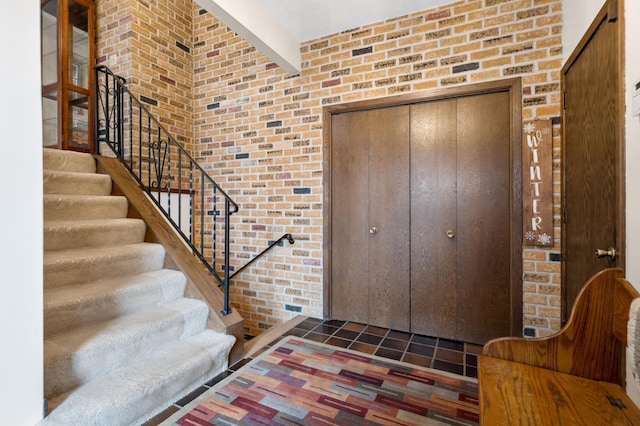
370, 227, 378, 235
446, 229, 455, 239
595, 247, 617, 261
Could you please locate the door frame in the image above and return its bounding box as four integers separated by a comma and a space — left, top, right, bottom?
323, 78, 523, 337
560, 0, 625, 322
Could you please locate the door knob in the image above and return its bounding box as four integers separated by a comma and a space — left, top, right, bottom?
446, 229, 455, 239
595, 247, 617, 261
369, 227, 378, 235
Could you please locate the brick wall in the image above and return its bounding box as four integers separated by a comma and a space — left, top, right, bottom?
97, 0, 564, 338
96, 0, 195, 151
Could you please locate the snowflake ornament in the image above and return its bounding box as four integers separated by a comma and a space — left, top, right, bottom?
523, 123, 536, 134
537, 233, 552, 245
542, 127, 551, 135
525, 231, 536, 241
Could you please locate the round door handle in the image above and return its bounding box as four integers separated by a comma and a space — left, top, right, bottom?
370, 227, 378, 235
595, 247, 617, 261
446, 229, 455, 239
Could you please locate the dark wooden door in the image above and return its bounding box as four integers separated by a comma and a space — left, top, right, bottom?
562, 0, 623, 321
330, 106, 411, 331
410, 99, 458, 338
456, 92, 512, 343
411, 93, 512, 343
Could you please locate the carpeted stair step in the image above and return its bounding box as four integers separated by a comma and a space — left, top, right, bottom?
43, 148, 96, 173
44, 243, 166, 289
44, 169, 113, 196
41, 147, 238, 425
43, 330, 235, 426
44, 269, 187, 338
44, 218, 147, 251
44, 297, 211, 399
44, 194, 129, 220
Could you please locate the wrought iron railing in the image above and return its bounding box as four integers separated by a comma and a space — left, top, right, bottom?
94, 65, 293, 315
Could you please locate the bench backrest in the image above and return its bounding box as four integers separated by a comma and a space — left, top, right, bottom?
483, 268, 639, 386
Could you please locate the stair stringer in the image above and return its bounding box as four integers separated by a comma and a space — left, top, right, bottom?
94, 155, 245, 365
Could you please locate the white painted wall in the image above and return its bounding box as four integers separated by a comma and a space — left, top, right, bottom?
0, 2, 44, 424
562, 0, 606, 62
625, 0, 640, 406
624, 0, 640, 286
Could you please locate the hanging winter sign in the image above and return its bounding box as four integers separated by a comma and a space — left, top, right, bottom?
523, 119, 553, 247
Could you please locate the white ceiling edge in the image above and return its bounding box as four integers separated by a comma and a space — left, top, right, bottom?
260, 0, 453, 42
195, 0, 302, 74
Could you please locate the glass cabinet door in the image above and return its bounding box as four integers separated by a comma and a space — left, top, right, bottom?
41, 0, 58, 147
67, 0, 91, 150
41, 0, 94, 152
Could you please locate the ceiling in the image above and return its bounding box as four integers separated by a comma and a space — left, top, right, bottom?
259, 0, 453, 42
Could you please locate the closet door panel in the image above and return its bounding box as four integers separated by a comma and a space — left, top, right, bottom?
368, 106, 411, 331
330, 111, 371, 324
456, 92, 512, 343
410, 100, 458, 337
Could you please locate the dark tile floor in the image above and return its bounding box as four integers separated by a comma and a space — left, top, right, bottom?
144, 318, 482, 425
271, 318, 482, 378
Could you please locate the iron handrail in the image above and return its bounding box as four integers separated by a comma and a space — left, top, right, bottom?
230, 233, 295, 280
94, 65, 239, 313
93, 65, 295, 316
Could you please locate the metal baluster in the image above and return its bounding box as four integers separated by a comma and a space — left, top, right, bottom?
200, 175, 205, 259
167, 138, 171, 221
222, 197, 232, 315
212, 186, 218, 273
189, 162, 193, 245
105, 72, 110, 152
128, 94, 133, 167
177, 149, 182, 235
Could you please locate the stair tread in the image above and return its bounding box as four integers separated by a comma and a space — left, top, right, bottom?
43, 148, 96, 173
44, 193, 129, 220
44, 217, 143, 226
44, 242, 164, 259
44, 218, 147, 250
44, 193, 124, 200
44, 243, 167, 288
46, 297, 207, 351
43, 169, 109, 179
44, 269, 187, 337
43, 330, 235, 426
43, 169, 112, 196
45, 298, 210, 398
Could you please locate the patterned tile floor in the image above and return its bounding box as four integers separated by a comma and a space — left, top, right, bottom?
144, 318, 483, 425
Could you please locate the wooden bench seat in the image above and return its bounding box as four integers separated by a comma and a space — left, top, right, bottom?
478, 268, 640, 425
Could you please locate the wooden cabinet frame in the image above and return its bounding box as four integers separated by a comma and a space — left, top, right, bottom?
42, 0, 95, 152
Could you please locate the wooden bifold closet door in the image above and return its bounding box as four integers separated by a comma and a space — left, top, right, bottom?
329, 88, 518, 344
411, 94, 512, 344
330, 106, 411, 332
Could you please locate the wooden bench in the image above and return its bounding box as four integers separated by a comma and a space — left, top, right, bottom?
478, 268, 640, 425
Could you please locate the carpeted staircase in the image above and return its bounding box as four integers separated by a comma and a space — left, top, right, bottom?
42, 148, 236, 426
